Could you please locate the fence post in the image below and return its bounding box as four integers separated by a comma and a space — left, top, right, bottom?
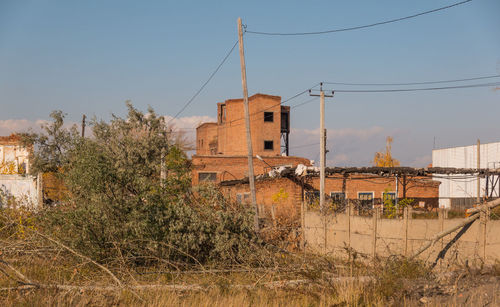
271, 204, 277, 227
323, 213, 328, 254
37, 172, 43, 208
480, 205, 490, 263
372, 207, 378, 259
439, 208, 445, 240
347, 200, 351, 258
404, 206, 409, 256
438, 208, 445, 266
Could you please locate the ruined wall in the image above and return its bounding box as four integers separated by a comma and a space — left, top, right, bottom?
191, 155, 310, 185
216, 94, 283, 156
196, 123, 218, 155
220, 177, 302, 223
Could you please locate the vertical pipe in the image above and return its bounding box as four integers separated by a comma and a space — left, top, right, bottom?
395, 174, 399, 214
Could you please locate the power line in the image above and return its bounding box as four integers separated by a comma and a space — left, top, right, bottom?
324, 74, 500, 86
290, 142, 320, 149
226, 84, 319, 126
282, 83, 320, 103
168, 40, 238, 125
171, 80, 497, 131
246, 0, 472, 36
328, 82, 500, 93
290, 97, 317, 109
168, 85, 319, 131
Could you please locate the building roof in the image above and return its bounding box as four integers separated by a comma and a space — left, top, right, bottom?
432, 140, 500, 152
196, 122, 217, 129
224, 93, 281, 104
0, 134, 22, 145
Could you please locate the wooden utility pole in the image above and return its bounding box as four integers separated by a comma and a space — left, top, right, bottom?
309, 84, 333, 213
81, 114, 86, 138
238, 17, 259, 231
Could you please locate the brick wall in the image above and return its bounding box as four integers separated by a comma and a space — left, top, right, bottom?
196, 123, 218, 155
220, 174, 441, 213
304, 175, 440, 208
220, 177, 302, 218
304, 175, 439, 199
192, 155, 311, 185
195, 94, 288, 156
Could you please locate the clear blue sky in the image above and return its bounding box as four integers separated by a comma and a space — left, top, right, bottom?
1, 0, 499, 166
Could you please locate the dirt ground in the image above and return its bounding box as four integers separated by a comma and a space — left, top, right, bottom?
403, 269, 500, 306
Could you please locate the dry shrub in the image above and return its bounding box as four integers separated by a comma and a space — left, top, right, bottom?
259, 189, 301, 251
371, 255, 432, 301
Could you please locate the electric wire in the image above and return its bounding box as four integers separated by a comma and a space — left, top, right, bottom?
245, 0, 472, 36
167, 40, 238, 125
172, 80, 497, 131
324, 74, 500, 86
282, 83, 320, 103
328, 82, 500, 93
290, 97, 317, 109
225, 84, 319, 126
290, 142, 320, 149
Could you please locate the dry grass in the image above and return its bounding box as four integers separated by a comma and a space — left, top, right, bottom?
2, 240, 500, 306
1, 210, 500, 306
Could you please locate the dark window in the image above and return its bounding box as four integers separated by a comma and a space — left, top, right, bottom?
358, 192, 374, 208
305, 191, 320, 206
331, 192, 346, 203
264, 112, 274, 122
236, 193, 250, 204
382, 192, 396, 201
330, 192, 346, 212
264, 140, 273, 150
382, 192, 396, 206
219, 105, 226, 123
198, 172, 216, 183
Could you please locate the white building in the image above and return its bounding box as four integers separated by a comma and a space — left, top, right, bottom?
0, 135, 30, 174
0, 134, 39, 208
432, 141, 500, 209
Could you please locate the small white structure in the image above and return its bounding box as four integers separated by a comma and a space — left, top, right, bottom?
0, 175, 39, 208
0, 135, 30, 174
0, 135, 39, 208
432, 141, 500, 209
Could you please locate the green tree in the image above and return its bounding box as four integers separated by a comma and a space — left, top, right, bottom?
34, 103, 259, 264
21, 110, 80, 174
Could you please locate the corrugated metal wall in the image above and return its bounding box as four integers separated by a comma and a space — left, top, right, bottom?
432, 141, 500, 208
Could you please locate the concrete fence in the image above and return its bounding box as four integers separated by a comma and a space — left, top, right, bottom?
304, 205, 500, 266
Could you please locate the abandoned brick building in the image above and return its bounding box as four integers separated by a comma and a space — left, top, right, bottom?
191, 93, 311, 185
221, 173, 440, 215
192, 93, 441, 213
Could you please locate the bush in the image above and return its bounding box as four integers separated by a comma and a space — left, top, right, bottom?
29, 103, 261, 266
373, 256, 431, 300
